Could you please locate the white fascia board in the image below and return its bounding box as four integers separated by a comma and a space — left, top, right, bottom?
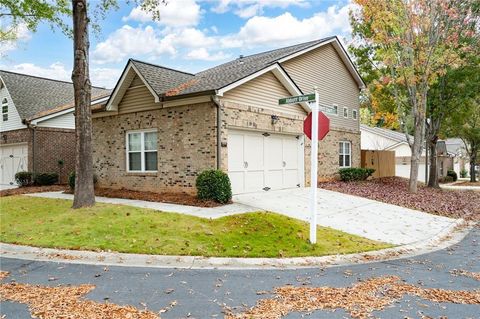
105, 62, 160, 111
217, 63, 310, 112
277, 37, 365, 89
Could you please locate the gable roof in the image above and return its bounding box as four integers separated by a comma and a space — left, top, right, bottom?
0, 70, 111, 120
107, 36, 364, 107
360, 124, 412, 144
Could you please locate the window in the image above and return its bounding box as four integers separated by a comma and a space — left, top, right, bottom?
339, 141, 351, 168
343, 107, 348, 118
1, 98, 7, 122
352, 109, 358, 120
320, 104, 338, 115
126, 130, 158, 172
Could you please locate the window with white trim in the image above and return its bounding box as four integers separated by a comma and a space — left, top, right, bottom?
343, 107, 348, 118
2, 98, 7, 122
319, 104, 338, 115
126, 130, 158, 172
352, 109, 358, 120
339, 141, 351, 168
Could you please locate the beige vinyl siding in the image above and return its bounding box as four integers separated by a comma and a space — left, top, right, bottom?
37, 111, 75, 129
281, 44, 360, 132
222, 71, 305, 117
117, 75, 159, 114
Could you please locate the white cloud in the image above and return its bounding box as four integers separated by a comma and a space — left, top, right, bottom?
221, 4, 352, 48
4, 62, 120, 88
92, 25, 176, 64
0, 23, 31, 56
212, 0, 309, 18
185, 48, 230, 61
123, 0, 202, 27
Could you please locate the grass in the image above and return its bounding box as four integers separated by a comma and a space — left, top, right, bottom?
0, 196, 392, 258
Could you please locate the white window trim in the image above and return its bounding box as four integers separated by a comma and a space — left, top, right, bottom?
2, 98, 8, 122
339, 141, 351, 168
329, 104, 339, 116
343, 107, 349, 119
126, 128, 158, 173
352, 109, 358, 120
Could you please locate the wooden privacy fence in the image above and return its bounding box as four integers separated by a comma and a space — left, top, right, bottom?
361, 150, 395, 178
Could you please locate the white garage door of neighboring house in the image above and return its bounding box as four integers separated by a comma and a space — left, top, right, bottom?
228, 130, 304, 194
0, 143, 28, 186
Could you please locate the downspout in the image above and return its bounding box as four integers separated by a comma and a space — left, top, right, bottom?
211, 95, 222, 170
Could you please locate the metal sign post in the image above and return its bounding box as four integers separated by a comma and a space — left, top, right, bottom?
309, 87, 319, 244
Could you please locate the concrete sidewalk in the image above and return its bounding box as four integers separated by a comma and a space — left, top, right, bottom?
234, 188, 461, 245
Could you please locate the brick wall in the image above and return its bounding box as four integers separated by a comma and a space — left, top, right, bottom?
1, 127, 75, 183
92, 102, 217, 193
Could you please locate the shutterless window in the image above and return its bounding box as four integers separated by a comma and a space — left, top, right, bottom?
127, 130, 158, 172
343, 107, 348, 118
339, 141, 351, 168
2, 98, 7, 121
352, 109, 358, 120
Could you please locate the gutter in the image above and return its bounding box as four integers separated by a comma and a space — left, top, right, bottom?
22, 119, 37, 176
211, 95, 222, 170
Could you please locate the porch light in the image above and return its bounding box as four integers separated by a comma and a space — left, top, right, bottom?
271, 114, 279, 125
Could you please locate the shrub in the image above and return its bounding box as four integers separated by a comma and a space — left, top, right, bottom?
68, 171, 98, 190
460, 169, 468, 178
439, 175, 454, 184
339, 168, 375, 182
34, 172, 59, 186
196, 169, 232, 204
15, 171, 33, 187
447, 169, 458, 182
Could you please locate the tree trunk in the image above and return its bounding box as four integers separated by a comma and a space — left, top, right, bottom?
427, 138, 439, 188
470, 150, 477, 182
72, 0, 95, 208
409, 112, 425, 193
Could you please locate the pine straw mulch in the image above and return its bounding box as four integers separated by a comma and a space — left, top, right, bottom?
92, 187, 224, 207
0, 185, 66, 197
0, 272, 160, 319
319, 177, 480, 221
227, 275, 480, 319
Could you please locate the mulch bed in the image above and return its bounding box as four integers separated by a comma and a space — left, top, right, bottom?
93, 187, 223, 208
0, 185, 66, 197
319, 177, 480, 221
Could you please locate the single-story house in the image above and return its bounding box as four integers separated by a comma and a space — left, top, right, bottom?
360, 124, 453, 182
0, 70, 110, 185
92, 36, 365, 195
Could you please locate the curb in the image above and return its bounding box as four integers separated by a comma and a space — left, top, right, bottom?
0, 219, 471, 270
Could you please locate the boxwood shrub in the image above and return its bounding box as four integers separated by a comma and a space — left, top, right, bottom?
15, 171, 33, 187
339, 168, 375, 182
68, 171, 98, 190
34, 172, 59, 186
196, 169, 232, 204
447, 169, 458, 182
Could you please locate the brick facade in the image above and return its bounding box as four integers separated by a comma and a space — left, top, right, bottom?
92, 100, 361, 193
0, 127, 75, 183
92, 102, 217, 193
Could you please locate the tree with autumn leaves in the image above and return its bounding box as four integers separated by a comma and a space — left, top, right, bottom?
350, 0, 479, 192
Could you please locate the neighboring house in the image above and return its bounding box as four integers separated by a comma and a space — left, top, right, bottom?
0, 70, 110, 186
92, 36, 364, 195
445, 138, 470, 177
360, 124, 453, 182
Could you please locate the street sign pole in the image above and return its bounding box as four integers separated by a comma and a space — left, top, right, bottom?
310, 87, 319, 244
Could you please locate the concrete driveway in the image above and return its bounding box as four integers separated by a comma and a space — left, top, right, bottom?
233, 188, 459, 246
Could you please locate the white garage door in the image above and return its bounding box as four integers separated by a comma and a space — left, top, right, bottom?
0, 143, 28, 186
228, 130, 304, 194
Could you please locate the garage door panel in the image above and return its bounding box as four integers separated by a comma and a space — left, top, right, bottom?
244, 135, 264, 170
245, 171, 264, 192
266, 137, 283, 170
265, 170, 283, 190
229, 171, 245, 194
227, 134, 244, 171
284, 169, 299, 188
283, 137, 299, 169
1, 143, 28, 186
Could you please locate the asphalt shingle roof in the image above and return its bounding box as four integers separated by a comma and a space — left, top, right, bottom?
360, 124, 412, 144
128, 37, 335, 97
0, 70, 111, 120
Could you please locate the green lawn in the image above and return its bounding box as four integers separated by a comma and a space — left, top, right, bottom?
0, 196, 392, 258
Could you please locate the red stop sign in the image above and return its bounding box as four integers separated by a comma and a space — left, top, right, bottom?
303, 111, 330, 140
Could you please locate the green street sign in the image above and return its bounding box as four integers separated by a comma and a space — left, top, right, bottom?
278, 93, 315, 105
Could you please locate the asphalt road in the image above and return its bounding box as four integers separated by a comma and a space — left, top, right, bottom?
1, 227, 479, 319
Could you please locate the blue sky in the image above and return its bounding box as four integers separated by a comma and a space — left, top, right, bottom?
1, 0, 353, 88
